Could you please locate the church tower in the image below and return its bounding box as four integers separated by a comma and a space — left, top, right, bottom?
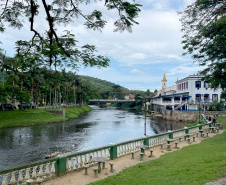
162, 73, 167, 89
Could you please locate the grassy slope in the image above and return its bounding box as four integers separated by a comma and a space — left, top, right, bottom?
90, 116, 226, 185
0, 106, 92, 128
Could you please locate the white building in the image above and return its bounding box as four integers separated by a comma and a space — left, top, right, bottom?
151, 74, 223, 112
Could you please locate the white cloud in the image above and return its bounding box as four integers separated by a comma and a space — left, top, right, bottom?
0, 0, 203, 91
130, 69, 142, 74
129, 84, 146, 91
167, 65, 205, 76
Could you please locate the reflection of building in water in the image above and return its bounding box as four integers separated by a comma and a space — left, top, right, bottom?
151, 74, 223, 112
150, 117, 188, 134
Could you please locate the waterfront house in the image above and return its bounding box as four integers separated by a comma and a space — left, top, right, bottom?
151, 74, 223, 112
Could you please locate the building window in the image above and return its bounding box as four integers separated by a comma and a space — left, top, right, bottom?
204, 81, 209, 88
195, 81, 201, 89
212, 94, 218, 102
186, 82, 188, 89
196, 94, 201, 102
204, 94, 209, 102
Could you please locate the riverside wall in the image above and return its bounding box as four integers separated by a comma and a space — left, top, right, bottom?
162, 110, 199, 123
162, 110, 225, 123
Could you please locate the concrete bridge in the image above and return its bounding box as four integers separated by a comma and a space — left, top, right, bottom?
89, 99, 136, 103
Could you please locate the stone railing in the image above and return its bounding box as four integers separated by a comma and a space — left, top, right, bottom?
65, 146, 111, 172
172, 129, 186, 139
0, 159, 57, 185
148, 133, 169, 147
0, 123, 212, 185
117, 139, 144, 157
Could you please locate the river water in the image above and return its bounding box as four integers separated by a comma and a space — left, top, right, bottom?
0, 106, 187, 170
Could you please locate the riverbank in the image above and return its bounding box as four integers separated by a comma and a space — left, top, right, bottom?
45, 117, 226, 185
0, 106, 92, 128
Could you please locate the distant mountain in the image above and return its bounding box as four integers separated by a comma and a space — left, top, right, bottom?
80, 75, 146, 99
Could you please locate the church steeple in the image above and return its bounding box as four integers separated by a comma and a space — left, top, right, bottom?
162, 73, 167, 89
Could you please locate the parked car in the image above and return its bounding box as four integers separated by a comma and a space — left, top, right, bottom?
18, 103, 32, 109
0, 104, 15, 111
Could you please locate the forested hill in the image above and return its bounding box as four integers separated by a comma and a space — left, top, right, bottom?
80, 75, 146, 99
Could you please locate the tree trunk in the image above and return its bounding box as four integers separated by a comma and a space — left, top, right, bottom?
2, 70, 4, 85
50, 87, 52, 108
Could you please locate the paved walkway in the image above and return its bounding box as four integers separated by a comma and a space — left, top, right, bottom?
43, 129, 225, 185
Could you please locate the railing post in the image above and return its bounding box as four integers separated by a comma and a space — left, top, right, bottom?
185, 128, 189, 134
110, 143, 117, 160
55, 157, 67, 176
143, 137, 149, 147
169, 132, 173, 139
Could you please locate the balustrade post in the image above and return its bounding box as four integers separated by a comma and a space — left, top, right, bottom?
109, 143, 117, 160
169, 132, 173, 139
55, 157, 67, 176
2, 174, 7, 185
143, 138, 149, 147
185, 128, 189, 134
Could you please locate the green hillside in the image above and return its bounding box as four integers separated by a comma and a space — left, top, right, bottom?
80, 75, 147, 99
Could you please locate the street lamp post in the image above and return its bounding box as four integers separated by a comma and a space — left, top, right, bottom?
199, 100, 201, 124
138, 96, 147, 136
198, 99, 203, 124
144, 99, 147, 136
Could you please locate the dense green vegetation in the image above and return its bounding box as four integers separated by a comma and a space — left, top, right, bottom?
90, 117, 226, 185
180, 0, 226, 96
0, 106, 92, 128
0, 1, 141, 76
80, 76, 148, 99
0, 63, 150, 110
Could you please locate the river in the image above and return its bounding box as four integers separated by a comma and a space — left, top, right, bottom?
0, 106, 188, 170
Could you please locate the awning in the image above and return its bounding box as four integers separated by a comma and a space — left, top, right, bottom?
162, 96, 173, 98
182, 95, 191, 98
174, 96, 181, 98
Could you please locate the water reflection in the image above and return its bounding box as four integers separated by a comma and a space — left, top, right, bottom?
0, 106, 188, 170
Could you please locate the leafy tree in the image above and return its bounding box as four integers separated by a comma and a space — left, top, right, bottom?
179, 0, 226, 92
112, 85, 125, 99
0, 85, 7, 104
145, 89, 153, 97
208, 100, 224, 111
15, 89, 31, 106
0, 0, 141, 69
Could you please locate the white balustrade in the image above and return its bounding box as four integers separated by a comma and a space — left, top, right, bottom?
173, 131, 185, 139
32, 166, 36, 180
51, 162, 56, 176
18, 170, 23, 185
202, 125, 209, 131
39, 165, 44, 179
10, 172, 16, 185
189, 127, 199, 134
75, 156, 79, 169
2, 174, 7, 185
25, 168, 30, 181
45, 163, 50, 178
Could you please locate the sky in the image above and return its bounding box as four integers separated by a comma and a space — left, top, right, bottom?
0, 0, 205, 92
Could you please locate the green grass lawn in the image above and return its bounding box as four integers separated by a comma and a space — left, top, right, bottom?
90, 116, 226, 185
217, 116, 226, 128
0, 106, 92, 128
